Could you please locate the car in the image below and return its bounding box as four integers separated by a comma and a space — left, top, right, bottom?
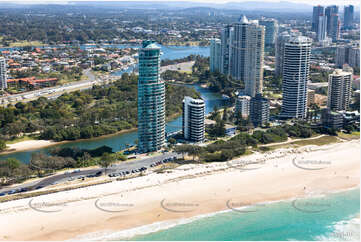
95, 171, 102, 177
73, 169, 81, 173
19, 188, 28, 192
126, 171, 130, 174
7, 189, 17, 195
0, 192, 6, 196
35, 185, 44, 190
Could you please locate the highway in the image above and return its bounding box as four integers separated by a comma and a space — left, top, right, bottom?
0, 69, 114, 106
0, 152, 181, 195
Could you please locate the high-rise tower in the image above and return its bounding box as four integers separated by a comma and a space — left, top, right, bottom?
210, 38, 222, 73
0, 57, 7, 90
344, 5, 354, 29
137, 40, 165, 153
229, 16, 265, 97
182, 96, 205, 142
327, 69, 353, 111
312, 5, 324, 32
280, 36, 312, 119
259, 18, 278, 47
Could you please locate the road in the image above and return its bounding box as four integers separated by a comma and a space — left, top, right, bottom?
0, 152, 181, 195
1, 59, 196, 106
0, 69, 101, 106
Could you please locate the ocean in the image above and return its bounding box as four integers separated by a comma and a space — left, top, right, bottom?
121, 188, 359, 241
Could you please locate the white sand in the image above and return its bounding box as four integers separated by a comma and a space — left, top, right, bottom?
0, 139, 359, 241
4, 140, 56, 153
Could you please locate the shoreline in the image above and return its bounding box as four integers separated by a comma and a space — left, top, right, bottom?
0, 139, 359, 241
75, 186, 360, 241
0, 111, 184, 156
0, 128, 138, 155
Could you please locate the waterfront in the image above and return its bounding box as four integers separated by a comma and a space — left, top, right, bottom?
0, 84, 228, 163
0, 45, 212, 163
131, 188, 360, 241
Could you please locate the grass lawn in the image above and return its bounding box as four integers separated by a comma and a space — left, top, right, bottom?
9, 40, 44, 47
265, 135, 340, 150
337, 131, 360, 140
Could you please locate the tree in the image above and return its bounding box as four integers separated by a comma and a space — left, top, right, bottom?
0, 140, 6, 151
222, 107, 228, 122
77, 152, 92, 167
98, 152, 116, 174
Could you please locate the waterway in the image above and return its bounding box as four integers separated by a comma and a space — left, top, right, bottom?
0, 45, 215, 163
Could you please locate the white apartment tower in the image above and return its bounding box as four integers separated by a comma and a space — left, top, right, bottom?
182, 96, 205, 142
280, 36, 312, 119
229, 16, 265, 97
0, 57, 7, 90
327, 69, 353, 111
275, 31, 291, 77
317, 15, 327, 41
220, 25, 233, 75
210, 38, 222, 72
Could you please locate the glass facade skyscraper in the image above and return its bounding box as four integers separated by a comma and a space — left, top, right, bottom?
344, 5, 354, 29
137, 40, 165, 153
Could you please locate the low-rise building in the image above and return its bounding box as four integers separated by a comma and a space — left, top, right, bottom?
307, 89, 315, 106
235, 95, 251, 118
250, 94, 270, 127
321, 109, 344, 129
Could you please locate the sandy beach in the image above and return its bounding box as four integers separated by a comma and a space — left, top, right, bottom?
2, 140, 57, 154
0, 139, 359, 241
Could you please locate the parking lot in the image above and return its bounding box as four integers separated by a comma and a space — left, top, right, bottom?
0, 152, 181, 196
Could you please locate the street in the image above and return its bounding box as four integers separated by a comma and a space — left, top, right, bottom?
0, 152, 181, 195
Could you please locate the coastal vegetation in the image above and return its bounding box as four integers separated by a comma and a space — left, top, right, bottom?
0, 145, 121, 186
176, 123, 315, 162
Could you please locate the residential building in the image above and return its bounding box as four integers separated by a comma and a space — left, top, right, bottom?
220, 25, 233, 75
327, 68, 353, 111
344, 5, 354, 29
329, 14, 340, 42
348, 47, 360, 69
312, 5, 324, 32
307, 89, 315, 107
137, 40, 165, 153
336, 45, 360, 69
235, 95, 251, 118
182, 96, 205, 142
317, 15, 327, 41
210, 38, 222, 72
280, 36, 312, 119
229, 15, 264, 97
325, 5, 339, 35
250, 94, 270, 127
0, 57, 7, 90
275, 31, 291, 77
321, 109, 344, 129
259, 18, 278, 47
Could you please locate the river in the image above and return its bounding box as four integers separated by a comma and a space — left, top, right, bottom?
0, 45, 230, 163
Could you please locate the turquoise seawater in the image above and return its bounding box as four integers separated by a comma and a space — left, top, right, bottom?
130, 188, 360, 241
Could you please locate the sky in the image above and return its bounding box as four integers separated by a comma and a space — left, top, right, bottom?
0, 0, 360, 6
